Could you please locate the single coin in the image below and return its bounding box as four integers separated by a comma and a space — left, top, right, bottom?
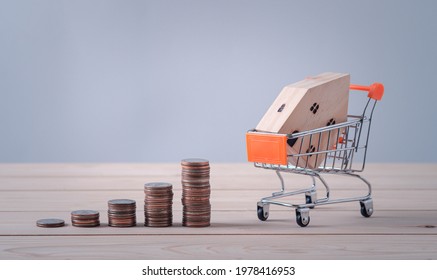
71, 210, 99, 215
144, 196, 173, 201
71, 218, 100, 223
108, 205, 137, 209
144, 222, 172, 227
71, 210, 99, 219
108, 199, 136, 205
144, 191, 173, 195
182, 166, 210, 171
72, 223, 100, 228
181, 158, 209, 166
182, 169, 210, 174
72, 220, 100, 227
182, 220, 210, 227
144, 182, 172, 189
36, 218, 65, 228
108, 223, 136, 227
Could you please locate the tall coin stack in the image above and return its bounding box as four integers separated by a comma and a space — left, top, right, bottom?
108, 199, 137, 227
181, 158, 211, 227
144, 182, 173, 227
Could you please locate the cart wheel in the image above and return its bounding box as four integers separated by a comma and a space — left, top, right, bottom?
360, 198, 374, 218
295, 208, 310, 227
257, 205, 269, 221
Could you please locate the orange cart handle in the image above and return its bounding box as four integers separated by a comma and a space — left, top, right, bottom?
350, 82, 384, 101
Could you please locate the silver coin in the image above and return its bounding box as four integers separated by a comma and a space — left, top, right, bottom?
36, 218, 65, 228
144, 182, 172, 189
108, 199, 136, 205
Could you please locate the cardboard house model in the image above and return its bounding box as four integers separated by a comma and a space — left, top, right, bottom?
255, 72, 350, 168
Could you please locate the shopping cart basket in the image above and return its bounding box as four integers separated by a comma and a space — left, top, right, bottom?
246, 82, 384, 227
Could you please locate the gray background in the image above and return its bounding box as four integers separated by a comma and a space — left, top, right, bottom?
1, 0, 436, 163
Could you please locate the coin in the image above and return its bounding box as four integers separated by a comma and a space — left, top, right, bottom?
71, 210, 99, 218
144, 182, 172, 189
108, 199, 137, 227
70, 210, 100, 227
182, 220, 211, 227
71, 221, 100, 227
144, 182, 173, 227
108, 199, 136, 206
36, 218, 65, 228
181, 158, 211, 227
181, 158, 209, 166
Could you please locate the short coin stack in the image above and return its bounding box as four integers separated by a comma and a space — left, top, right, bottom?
108, 199, 137, 227
181, 158, 211, 227
36, 218, 65, 228
71, 210, 100, 227
144, 182, 173, 227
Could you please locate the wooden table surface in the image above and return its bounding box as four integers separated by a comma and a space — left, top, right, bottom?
0, 163, 436, 260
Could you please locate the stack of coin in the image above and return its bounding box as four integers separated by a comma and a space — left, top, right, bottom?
71, 210, 100, 227
181, 158, 211, 227
108, 199, 137, 227
36, 218, 65, 228
144, 182, 173, 227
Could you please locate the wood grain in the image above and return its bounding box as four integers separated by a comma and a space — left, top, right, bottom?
0, 163, 436, 259
1, 235, 436, 260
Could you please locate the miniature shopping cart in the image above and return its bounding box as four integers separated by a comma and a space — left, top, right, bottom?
246, 83, 384, 227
